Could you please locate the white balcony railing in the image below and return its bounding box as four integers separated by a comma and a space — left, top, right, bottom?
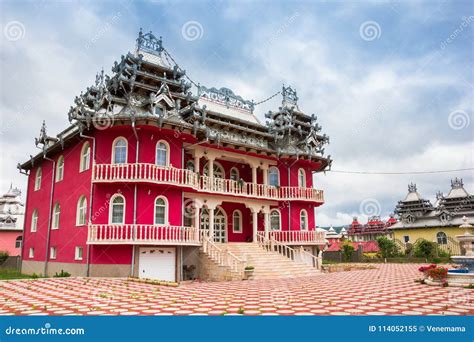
87, 224, 201, 245
93, 163, 324, 202
267, 230, 326, 245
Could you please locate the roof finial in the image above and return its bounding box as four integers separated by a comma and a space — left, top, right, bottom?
408, 182, 417, 193
451, 177, 463, 189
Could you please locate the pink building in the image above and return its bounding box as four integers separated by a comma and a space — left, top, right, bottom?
19, 31, 331, 281
0, 186, 24, 257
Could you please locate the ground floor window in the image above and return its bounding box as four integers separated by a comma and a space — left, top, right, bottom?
403, 235, 410, 243
75, 246, 83, 260
270, 210, 281, 230
436, 232, 447, 245
15, 236, 22, 248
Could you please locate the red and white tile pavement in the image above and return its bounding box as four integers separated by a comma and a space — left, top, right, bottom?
0, 264, 472, 316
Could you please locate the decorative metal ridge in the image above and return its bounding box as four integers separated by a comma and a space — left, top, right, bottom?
136, 28, 164, 56
282, 84, 298, 108
407, 182, 417, 193
451, 177, 464, 189
198, 86, 255, 113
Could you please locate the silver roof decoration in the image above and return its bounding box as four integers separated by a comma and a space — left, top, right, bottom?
198, 86, 255, 113
136, 28, 164, 56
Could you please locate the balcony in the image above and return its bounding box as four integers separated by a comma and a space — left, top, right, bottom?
92, 163, 324, 203
87, 224, 201, 246
267, 231, 326, 246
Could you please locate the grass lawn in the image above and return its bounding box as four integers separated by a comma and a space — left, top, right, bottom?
0, 268, 39, 280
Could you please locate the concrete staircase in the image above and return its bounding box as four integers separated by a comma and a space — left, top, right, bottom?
221, 243, 320, 280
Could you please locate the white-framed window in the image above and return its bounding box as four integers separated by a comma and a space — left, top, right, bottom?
34, 167, 42, 191
15, 236, 22, 249
154, 196, 168, 225
437, 231, 447, 245
186, 160, 195, 171
80, 142, 91, 172
300, 209, 308, 230
31, 209, 38, 232
156, 140, 169, 167
112, 137, 127, 164
76, 196, 87, 226
269, 167, 279, 187
230, 167, 240, 181
50, 246, 57, 259
233, 210, 242, 233
270, 209, 281, 231
56, 156, 64, 182
298, 168, 306, 188
203, 162, 224, 178
29, 248, 34, 258
52, 203, 60, 229
75, 246, 83, 261
110, 194, 125, 224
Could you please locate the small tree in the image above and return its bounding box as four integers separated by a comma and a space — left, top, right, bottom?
0, 251, 9, 265
414, 239, 436, 259
341, 242, 355, 262
376, 237, 399, 258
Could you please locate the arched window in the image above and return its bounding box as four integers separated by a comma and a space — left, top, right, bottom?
80, 142, 91, 171
270, 210, 281, 231
298, 168, 306, 188
76, 196, 87, 226
233, 210, 242, 233
31, 209, 38, 232
52, 203, 60, 229
203, 162, 224, 178
34, 167, 42, 191
56, 156, 64, 182
186, 161, 195, 172
230, 167, 240, 181
110, 194, 125, 224
154, 196, 168, 225
112, 137, 127, 164
156, 140, 169, 167
15, 236, 22, 249
268, 167, 279, 187
300, 209, 308, 230
437, 232, 447, 245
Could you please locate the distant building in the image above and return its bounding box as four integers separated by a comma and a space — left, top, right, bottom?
348, 215, 395, 242
389, 179, 474, 248
324, 226, 347, 244
0, 185, 24, 256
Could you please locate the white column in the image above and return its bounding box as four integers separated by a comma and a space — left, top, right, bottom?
208, 158, 214, 178
251, 166, 257, 195
262, 167, 268, 185
208, 207, 215, 241
264, 211, 270, 239
194, 200, 201, 241
194, 154, 200, 174
252, 210, 258, 242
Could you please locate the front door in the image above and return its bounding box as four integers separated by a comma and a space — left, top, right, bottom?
200, 207, 227, 243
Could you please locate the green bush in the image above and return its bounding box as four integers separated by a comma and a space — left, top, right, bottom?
341, 242, 355, 262
53, 270, 71, 278
0, 251, 9, 264
437, 248, 450, 258
413, 239, 436, 258
376, 237, 400, 258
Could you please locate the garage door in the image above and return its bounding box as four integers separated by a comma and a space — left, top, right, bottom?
139, 247, 176, 282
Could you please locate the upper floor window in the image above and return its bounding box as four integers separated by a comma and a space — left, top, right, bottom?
52, 203, 60, 229
437, 231, 447, 245
31, 209, 38, 232
300, 209, 308, 230
110, 194, 125, 224
34, 167, 42, 191
80, 142, 91, 171
186, 161, 195, 172
203, 162, 224, 178
154, 196, 168, 225
76, 196, 87, 226
233, 210, 242, 233
156, 140, 169, 167
298, 168, 306, 188
270, 210, 281, 231
112, 137, 127, 164
269, 167, 279, 187
56, 156, 64, 182
230, 167, 240, 181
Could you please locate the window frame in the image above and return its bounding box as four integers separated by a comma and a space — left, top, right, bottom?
56, 156, 64, 182
29, 248, 34, 258
75, 246, 83, 261
15, 236, 22, 249
300, 209, 308, 230
80, 142, 91, 172
154, 196, 168, 225
232, 210, 242, 233
155, 140, 170, 167
436, 231, 448, 245
109, 194, 126, 224
50, 246, 57, 260
203, 161, 225, 178
52, 203, 60, 230
298, 168, 306, 188
76, 196, 87, 226
31, 209, 38, 232
230, 167, 240, 181
112, 137, 128, 164
270, 209, 281, 231
34, 167, 42, 191
268, 167, 280, 187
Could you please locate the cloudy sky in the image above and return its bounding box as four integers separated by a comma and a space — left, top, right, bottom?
1, 0, 473, 226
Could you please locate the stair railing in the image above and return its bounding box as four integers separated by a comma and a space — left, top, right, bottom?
256, 232, 321, 270
201, 231, 246, 276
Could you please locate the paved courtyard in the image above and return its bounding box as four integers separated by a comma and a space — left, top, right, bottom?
0, 264, 472, 316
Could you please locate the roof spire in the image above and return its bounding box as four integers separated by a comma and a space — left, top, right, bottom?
408, 182, 417, 193
451, 177, 463, 189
